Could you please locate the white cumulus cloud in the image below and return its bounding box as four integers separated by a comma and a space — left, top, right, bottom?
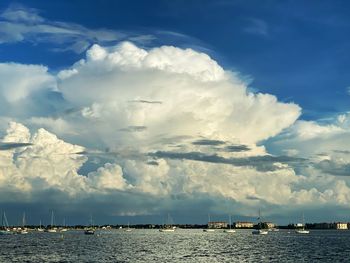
58, 42, 301, 148
0, 63, 55, 103
2, 41, 350, 221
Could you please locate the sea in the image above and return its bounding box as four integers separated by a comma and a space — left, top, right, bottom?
1, 229, 350, 262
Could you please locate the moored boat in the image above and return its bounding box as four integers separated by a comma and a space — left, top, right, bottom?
46, 211, 57, 233
203, 214, 215, 232
223, 215, 236, 233
295, 213, 309, 234
203, 229, 215, 232
159, 214, 175, 232
84, 228, 95, 235
18, 212, 28, 234
252, 229, 268, 235
84, 215, 95, 235
0, 212, 13, 235
252, 210, 268, 235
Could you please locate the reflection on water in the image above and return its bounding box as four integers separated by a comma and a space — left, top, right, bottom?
0, 229, 349, 262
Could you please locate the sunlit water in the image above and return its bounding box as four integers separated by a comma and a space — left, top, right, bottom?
1, 229, 350, 262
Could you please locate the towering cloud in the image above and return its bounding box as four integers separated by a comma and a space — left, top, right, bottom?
58, 42, 301, 147
1, 41, 350, 221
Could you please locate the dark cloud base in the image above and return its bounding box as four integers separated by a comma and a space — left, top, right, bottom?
150, 151, 306, 172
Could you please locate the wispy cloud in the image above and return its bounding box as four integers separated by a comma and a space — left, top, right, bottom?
0, 5, 43, 23
119, 126, 147, 132
128, 99, 163, 104
192, 139, 250, 152
224, 144, 250, 152
0, 4, 153, 53
243, 18, 269, 36
192, 139, 226, 146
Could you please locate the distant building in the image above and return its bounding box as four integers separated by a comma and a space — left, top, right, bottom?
208, 221, 227, 229
334, 222, 348, 230
234, 221, 254, 228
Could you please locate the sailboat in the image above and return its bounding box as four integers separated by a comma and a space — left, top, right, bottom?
84, 228, 95, 235
19, 212, 28, 234
37, 220, 44, 232
223, 214, 236, 233
295, 213, 310, 234
203, 214, 215, 232
84, 215, 95, 235
159, 214, 175, 232
124, 222, 133, 232
252, 210, 268, 235
60, 218, 68, 232
46, 210, 57, 233
0, 211, 12, 235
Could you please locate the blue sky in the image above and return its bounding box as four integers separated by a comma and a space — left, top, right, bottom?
1, 1, 350, 225
1, 0, 350, 119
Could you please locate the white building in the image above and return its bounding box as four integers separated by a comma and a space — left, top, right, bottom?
208, 221, 228, 229
335, 222, 348, 230
234, 221, 254, 228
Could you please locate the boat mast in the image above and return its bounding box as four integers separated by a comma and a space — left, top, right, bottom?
51, 210, 54, 228
22, 212, 26, 228
258, 209, 263, 229
89, 214, 93, 227
3, 212, 9, 228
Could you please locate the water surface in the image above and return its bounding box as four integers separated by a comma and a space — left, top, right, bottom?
1, 229, 349, 262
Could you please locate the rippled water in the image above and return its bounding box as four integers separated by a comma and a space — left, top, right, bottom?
1, 229, 350, 262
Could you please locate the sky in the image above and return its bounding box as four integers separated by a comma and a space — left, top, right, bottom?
1, 0, 350, 226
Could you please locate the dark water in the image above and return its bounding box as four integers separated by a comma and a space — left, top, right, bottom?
1, 229, 350, 262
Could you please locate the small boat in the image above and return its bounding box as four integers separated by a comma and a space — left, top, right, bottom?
60, 218, 68, 232
18, 212, 28, 234
0, 212, 13, 235
223, 215, 236, 233
203, 214, 215, 232
19, 229, 28, 234
124, 222, 133, 232
84, 229, 95, 235
159, 214, 175, 232
159, 228, 175, 232
295, 229, 309, 234
84, 214, 95, 235
252, 210, 268, 235
295, 213, 309, 234
252, 229, 268, 235
46, 211, 57, 233
37, 220, 44, 232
